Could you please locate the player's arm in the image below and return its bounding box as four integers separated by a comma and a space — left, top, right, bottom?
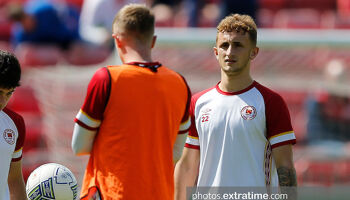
266, 91, 297, 198
174, 147, 200, 200
72, 123, 97, 155
173, 133, 188, 164
175, 82, 198, 199
272, 144, 297, 200
266, 92, 297, 187
174, 76, 192, 164
174, 115, 191, 164
272, 144, 297, 187
71, 67, 110, 156
8, 160, 27, 200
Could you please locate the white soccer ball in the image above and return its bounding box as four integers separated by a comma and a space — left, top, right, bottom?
26, 163, 78, 200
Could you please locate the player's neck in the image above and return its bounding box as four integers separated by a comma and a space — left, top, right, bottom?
120, 47, 153, 63
219, 71, 254, 93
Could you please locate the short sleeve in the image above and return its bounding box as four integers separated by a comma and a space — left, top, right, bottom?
265, 92, 296, 149
7, 111, 26, 162
185, 95, 200, 150
74, 67, 110, 130
178, 75, 192, 134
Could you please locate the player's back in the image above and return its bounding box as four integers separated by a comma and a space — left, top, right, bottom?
85, 64, 189, 200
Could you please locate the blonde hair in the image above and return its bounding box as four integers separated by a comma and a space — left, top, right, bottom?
112, 4, 154, 42
217, 14, 257, 45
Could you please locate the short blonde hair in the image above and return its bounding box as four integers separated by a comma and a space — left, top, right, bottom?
112, 4, 154, 42
217, 14, 257, 45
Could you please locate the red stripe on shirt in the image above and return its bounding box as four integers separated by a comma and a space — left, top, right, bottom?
74, 118, 99, 131
185, 143, 200, 150
271, 139, 296, 149
12, 156, 22, 162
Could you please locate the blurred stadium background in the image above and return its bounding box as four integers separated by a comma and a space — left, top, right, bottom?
2, 0, 350, 192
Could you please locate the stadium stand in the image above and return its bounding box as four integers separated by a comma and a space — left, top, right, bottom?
14, 44, 62, 67
290, 0, 336, 11
273, 9, 322, 29
0, 8, 11, 41
259, 0, 287, 12
296, 158, 350, 186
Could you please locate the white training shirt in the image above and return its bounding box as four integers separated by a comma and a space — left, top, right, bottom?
185, 81, 296, 187
0, 108, 25, 199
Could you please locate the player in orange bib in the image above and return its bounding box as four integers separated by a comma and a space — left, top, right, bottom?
72, 4, 191, 200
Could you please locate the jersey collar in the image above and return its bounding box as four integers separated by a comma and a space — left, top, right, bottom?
215, 81, 257, 95
125, 62, 162, 72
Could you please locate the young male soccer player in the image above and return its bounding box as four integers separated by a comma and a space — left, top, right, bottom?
174, 14, 297, 199
0, 50, 27, 200
72, 4, 191, 200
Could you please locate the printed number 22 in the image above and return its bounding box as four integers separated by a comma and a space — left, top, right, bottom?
202, 115, 209, 122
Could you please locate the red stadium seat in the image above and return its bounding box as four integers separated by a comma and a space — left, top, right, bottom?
333, 17, 350, 29
0, 5, 12, 41
259, 0, 288, 12
299, 159, 350, 186
257, 8, 275, 28
15, 44, 62, 67
322, 11, 350, 29
335, 161, 350, 183
0, 22, 12, 41
301, 161, 336, 186
7, 86, 39, 113
289, 0, 336, 12
7, 86, 40, 114
21, 112, 44, 152
337, 0, 350, 17
64, 42, 111, 66
274, 9, 322, 29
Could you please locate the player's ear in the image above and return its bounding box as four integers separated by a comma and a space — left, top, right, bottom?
249, 47, 259, 60
151, 35, 157, 49
213, 47, 219, 59
112, 33, 123, 48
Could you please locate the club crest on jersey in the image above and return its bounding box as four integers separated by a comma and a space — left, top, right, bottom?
201, 108, 212, 123
241, 106, 257, 120
3, 129, 15, 145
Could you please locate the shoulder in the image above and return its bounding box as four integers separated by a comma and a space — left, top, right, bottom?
254, 82, 286, 104
192, 86, 216, 105
2, 108, 25, 134
93, 67, 110, 79
88, 67, 110, 84
2, 107, 24, 125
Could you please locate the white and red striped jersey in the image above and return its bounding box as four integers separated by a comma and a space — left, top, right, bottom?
0, 107, 25, 199
185, 81, 296, 187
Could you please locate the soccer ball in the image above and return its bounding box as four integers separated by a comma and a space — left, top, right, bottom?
26, 163, 78, 200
